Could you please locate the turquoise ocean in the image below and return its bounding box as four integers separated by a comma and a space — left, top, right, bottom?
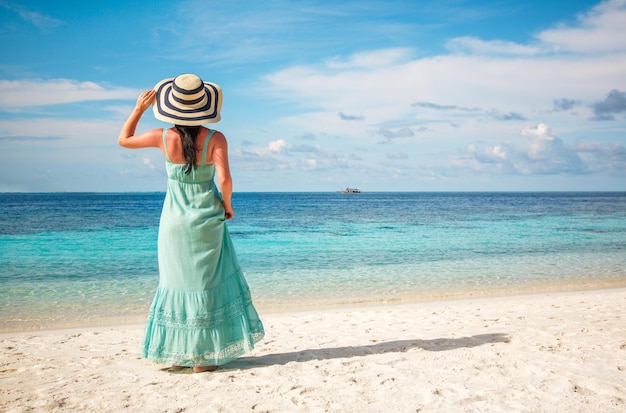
1, 192, 625, 332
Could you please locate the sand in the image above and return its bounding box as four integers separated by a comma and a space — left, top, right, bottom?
1, 288, 625, 412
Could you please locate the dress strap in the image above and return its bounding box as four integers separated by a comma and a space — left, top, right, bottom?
162, 128, 172, 162
201, 129, 216, 164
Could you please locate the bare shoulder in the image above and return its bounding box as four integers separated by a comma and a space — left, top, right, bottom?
210, 130, 227, 145
208, 130, 228, 152
206, 129, 229, 164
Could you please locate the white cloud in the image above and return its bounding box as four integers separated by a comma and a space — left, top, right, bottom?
229, 139, 294, 172
538, 0, 626, 53
0, 117, 122, 145
0, 79, 140, 110
448, 1, 626, 56
491, 145, 507, 160
264, 50, 624, 139
523, 123, 557, 160
455, 123, 614, 176
445, 37, 541, 56
142, 157, 157, 171
262, 0, 626, 130
574, 141, 626, 175
268, 139, 289, 153
324, 48, 413, 69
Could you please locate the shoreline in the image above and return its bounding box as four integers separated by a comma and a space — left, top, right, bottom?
2, 287, 625, 412
2, 277, 625, 334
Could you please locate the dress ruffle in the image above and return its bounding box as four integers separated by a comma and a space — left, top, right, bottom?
142, 269, 265, 366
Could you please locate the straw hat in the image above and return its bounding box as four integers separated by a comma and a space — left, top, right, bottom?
152, 74, 222, 125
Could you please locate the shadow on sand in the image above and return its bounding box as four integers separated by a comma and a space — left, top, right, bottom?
226, 333, 511, 370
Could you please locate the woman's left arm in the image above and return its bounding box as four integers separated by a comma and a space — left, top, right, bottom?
118, 90, 161, 149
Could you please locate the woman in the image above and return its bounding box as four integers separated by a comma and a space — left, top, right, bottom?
118, 74, 265, 373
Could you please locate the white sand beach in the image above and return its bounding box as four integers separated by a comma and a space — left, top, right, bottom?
1, 288, 625, 412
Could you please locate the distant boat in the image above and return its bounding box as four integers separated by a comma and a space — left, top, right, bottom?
341, 187, 361, 194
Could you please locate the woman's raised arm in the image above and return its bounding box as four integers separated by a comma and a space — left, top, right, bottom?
118, 90, 161, 149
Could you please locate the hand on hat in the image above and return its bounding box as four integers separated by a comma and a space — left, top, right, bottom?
135, 90, 156, 113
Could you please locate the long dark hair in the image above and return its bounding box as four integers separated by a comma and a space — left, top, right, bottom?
175, 125, 201, 175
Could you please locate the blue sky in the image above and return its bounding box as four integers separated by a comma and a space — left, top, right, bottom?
0, 0, 624, 192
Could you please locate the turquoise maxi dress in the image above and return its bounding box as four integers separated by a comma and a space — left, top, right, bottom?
142, 129, 265, 366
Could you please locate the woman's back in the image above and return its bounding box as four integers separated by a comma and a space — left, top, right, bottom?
164, 127, 214, 165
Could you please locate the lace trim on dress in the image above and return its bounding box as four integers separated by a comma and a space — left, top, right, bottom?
142, 327, 265, 366
147, 289, 255, 329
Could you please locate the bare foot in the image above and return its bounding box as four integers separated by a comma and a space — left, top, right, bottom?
192, 365, 218, 373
